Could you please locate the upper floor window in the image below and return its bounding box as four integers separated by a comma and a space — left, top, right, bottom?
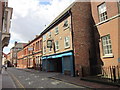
55, 27, 59, 35
98, 3, 108, 22
55, 41, 59, 51
48, 32, 51, 38
64, 36, 70, 48
63, 19, 69, 28
101, 35, 112, 56
43, 35, 46, 42
43, 46, 46, 54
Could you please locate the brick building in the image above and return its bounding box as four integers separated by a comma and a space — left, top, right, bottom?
17, 35, 42, 69
10, 42, 27, 67
17, 1, 120, 77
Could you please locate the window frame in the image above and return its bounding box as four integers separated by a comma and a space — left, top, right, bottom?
43, 35, 46, 42
43, 46, 46, 54
64, 36, 70, 49
55, 41, 59, 51
63, 19, 69, 29
101, 34, 113, 58
98, 2, 108, 22
55, 26, 59, 35
48, 31, 52, 38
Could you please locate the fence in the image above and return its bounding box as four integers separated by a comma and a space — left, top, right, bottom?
101, 66, 120, 83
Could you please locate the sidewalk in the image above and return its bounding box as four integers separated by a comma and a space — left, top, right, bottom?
18, 68, 120, 89
49, 74, 120, 89
1, 69, 16, 89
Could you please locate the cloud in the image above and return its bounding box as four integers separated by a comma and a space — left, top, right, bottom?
3, 0, 74, 54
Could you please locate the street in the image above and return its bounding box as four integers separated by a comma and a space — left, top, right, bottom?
6, 68, 88, 88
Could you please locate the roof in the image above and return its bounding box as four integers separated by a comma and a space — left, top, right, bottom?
41, 2, 76, 35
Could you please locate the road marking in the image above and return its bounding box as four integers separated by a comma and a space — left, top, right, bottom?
28, 81, 33, 85
34, 76, 39, 78
25, 78, 30, 81
51, 81, 60, 85
40, 87, 44, 88
8, 71, 25, 88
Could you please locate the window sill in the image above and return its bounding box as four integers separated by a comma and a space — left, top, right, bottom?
49, 51, 52, 53
64, 46, 70, 49
102, 54, 114, 58
55, 49, 59, 52
55, 33, 59, 36
95, 14, 120, 26
63, 26, 69, 30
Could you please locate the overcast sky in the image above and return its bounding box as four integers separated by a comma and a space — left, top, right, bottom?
3, 0, 75, 54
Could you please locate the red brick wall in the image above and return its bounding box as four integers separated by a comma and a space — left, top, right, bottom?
71, 2, 97, 76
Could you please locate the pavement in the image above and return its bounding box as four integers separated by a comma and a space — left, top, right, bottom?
49, 74, 120, 89
0, 68, 16, 89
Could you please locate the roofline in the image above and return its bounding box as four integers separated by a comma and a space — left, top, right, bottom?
23, 33, 43, 48
41, 2, 75, 35
23, 2, 76, 49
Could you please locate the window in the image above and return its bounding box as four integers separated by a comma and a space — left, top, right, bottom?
98, 3, 107, 22
101, 35, 113, 56
55, 41, 59, 51
64, 36, 70, 48
55, 27, 59, 35
63, 19, 69, 28
48, 32, 51, 38
43, 46, 46, 54
43, 35, 46, 42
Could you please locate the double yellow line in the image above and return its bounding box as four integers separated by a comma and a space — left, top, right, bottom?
8, 71, 25, 89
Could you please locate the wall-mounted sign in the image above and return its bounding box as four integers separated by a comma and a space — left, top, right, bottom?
28, 47, 33, 51
47, 40, 52, 48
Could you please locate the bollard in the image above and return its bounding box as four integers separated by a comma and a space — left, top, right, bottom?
113, 66, 116, 82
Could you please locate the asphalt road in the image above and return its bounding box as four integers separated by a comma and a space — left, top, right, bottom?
7, 68, 87, 88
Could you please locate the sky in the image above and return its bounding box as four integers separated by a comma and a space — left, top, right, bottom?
3, 0, 75, 54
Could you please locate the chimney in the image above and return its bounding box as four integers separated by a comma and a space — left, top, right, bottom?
15, 41, 17, 46
36, 35, 38, 38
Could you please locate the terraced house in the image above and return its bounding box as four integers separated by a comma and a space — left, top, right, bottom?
17, 1, 120, 78
17, 35, 42, 70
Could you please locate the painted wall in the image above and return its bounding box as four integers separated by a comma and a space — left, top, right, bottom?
42, 15, 73, 56
91, 2, 119, 67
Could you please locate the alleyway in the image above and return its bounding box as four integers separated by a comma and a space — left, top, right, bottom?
5, 68, 86, 88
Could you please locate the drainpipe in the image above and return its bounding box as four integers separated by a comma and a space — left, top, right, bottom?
69, 10, 75, 77
117, 0, 120, 14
